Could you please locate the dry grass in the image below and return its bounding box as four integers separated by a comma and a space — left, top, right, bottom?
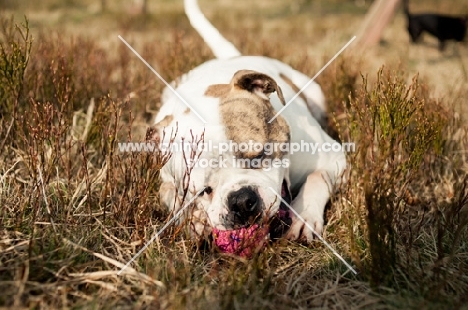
1, 0, 468, 309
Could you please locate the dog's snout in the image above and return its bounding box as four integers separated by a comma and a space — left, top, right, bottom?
228, 187, 259, 213
226, 187, 262, 228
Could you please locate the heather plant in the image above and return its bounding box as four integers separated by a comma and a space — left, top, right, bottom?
334, 67, 468, 299
0, 16, 32, 152
338, 68, 443, 286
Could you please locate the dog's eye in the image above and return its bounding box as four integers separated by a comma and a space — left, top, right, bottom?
244, 149, 264, 160
198, 187, 209, 197
203, 186, 213, 195
253, 152, 264, 160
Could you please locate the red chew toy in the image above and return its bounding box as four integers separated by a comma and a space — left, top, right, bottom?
212, 224, 269, 257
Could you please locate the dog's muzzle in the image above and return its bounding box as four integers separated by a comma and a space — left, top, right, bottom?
224, 187, 263, 229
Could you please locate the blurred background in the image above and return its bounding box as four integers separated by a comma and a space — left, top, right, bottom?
1, 0, 467, 103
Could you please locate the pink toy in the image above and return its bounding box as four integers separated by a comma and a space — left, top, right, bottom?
212, 224, 269, 257
212, 206, 291, 257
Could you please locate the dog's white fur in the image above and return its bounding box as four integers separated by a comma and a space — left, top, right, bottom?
152, 0, 347, 241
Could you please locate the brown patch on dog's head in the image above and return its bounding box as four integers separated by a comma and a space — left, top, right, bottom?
204, 84, 230, 98
205, 70, 290, 160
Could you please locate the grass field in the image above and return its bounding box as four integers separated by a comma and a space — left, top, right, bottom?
1, 0, 468, 308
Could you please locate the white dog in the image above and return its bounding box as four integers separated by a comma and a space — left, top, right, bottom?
148, 0, 347, 242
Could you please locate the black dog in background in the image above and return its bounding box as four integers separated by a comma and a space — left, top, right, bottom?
404, 0, 467, 51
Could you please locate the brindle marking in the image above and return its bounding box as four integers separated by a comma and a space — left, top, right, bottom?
205, 70, 290, 160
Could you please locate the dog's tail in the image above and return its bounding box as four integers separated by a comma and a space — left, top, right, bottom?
184, 0, 241, 59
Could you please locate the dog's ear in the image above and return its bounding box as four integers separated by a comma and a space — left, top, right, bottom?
146, 126, 160, 143
233, 70, 286, 105
146, 114, 174, 142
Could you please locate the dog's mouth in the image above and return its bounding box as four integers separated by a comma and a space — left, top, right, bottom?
211, 179, 292, 257
220, 179, 292, 232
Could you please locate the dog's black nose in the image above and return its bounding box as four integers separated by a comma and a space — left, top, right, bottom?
226, 187, 262, 228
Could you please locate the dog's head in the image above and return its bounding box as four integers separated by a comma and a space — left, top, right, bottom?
152, 70, 292, 231
198, 70, 291, 230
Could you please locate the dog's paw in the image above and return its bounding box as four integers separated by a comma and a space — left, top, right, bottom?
285, 209, 323, 242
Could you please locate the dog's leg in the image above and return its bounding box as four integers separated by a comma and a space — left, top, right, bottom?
408, 23, 422, 43
286, 169, 333, 242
